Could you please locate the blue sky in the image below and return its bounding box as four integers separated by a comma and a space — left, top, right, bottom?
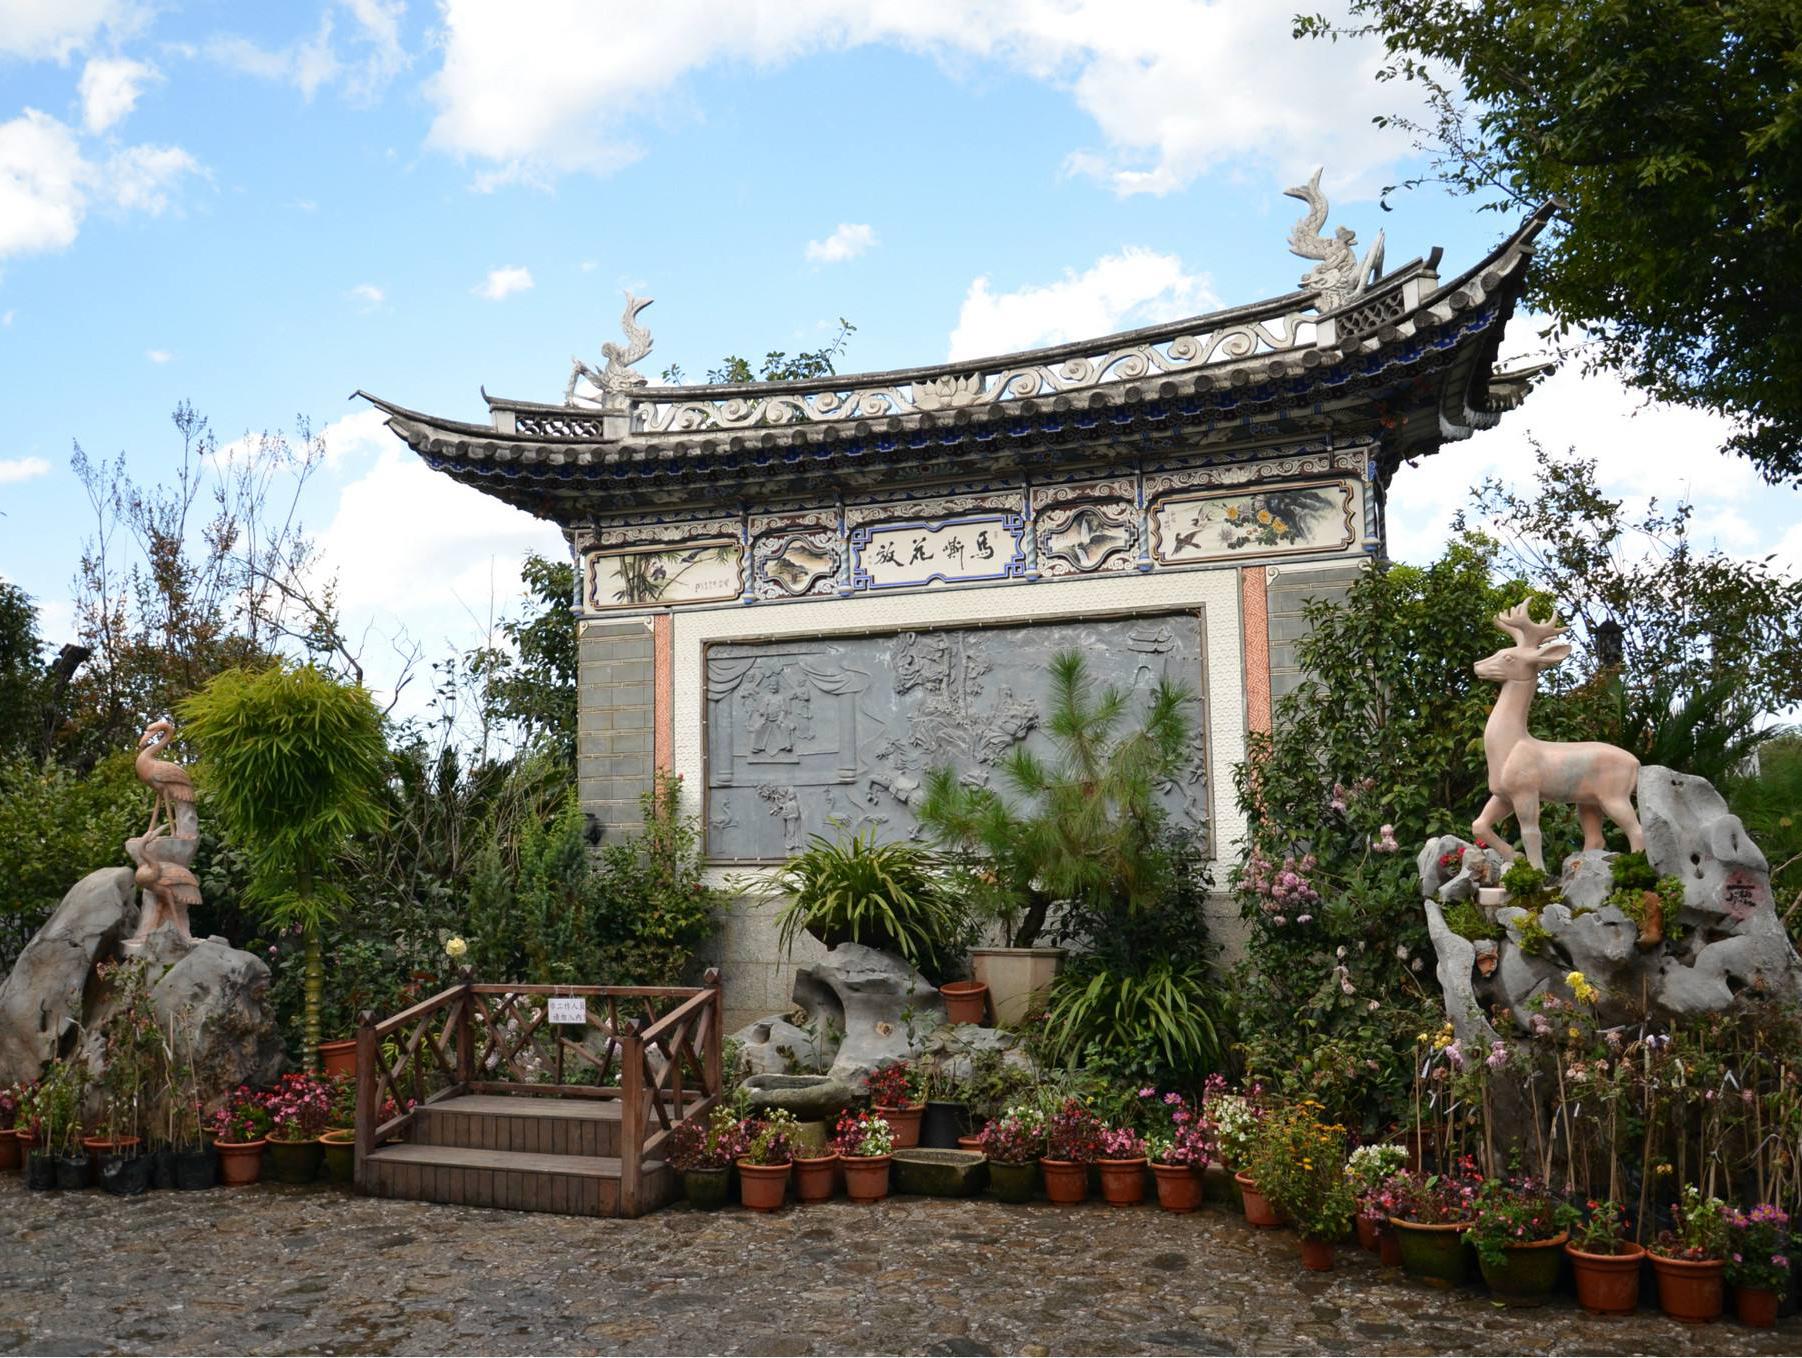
2, 0, 1797, 707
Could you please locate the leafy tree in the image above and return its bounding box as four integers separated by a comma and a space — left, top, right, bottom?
1299, 1, 1802, 482
1727, 735, 1802, 938
179, 663, 388, 1068
660, 319, 856, 385
0, 581, 45, 760
467, 553, 578, 768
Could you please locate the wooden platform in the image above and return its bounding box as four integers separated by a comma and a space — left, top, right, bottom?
362, 1096, 674, 1217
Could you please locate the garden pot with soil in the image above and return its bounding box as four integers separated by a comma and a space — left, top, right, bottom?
1477, 1232, 1567, 1304
266, 1137, 323, 1184
1735, 1285, 1779, 1329
82, 1135, 140, 1186
1235, 1172, 1282, 1228
735, 1160, 791, 1212
683, 1166, 729, 1210
956, 1134, 986, 1153
55, 1153, 90, 1191
0, 1128, 19, 1173
1650, 1254, 1723, 1323
1099, 1157, 1147, 1206
174, 1147, 216, 1191
937, 980, 988, 1026
920, 1101, 972, 1149
1039, 1158, 1088, 1205
149, 1146, 176, 1190
214, 1138, 267, 1186
24, 1151, 57, 1191
317, 1039, 359, 1078
873, 1103, 924, 1150
987, 1160, 1036, 1204
319, 1131, 356, 1184
100, 1151, 152, 1197
841, 1154, 892, 1202
1299, 1239, 1335, 1271
1354, 1216, 1381, 1252
1389, 1218, 1476, 1286
1151, 1163, 1202, 1213
1566, 1241, 1644, 1315
792, 1152, 838, 1202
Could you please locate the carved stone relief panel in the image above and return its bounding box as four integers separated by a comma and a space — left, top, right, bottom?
1036, 501, 1138, 576
703, 611, 1208, 861
749, 511, 841, 600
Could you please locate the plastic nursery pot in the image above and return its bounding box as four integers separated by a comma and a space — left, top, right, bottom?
266, 1137, 324, 1185
318, 1132, 356, 1184
214, 1138, 268, 1186
82, 1135, 141, 1186
23, 1150, 57, 1192
174, 1147, 216, 1191
735, 1160, 791, 1212
1039, 1158, 1089, 1205
1388, 1218, 1476, 1287
1151, 1163, 1203, 1214
874, 1104, 924, 1150
937, 980, 989, 1026
792, 1152, 839, 1203
1650, 1253, 1724, 1324
840, 1154, 892, 1203
1477, 1232, 1568, 1305
317, 1038, 359, 1078
1235, 1173, 1282, 1229
149, 1146, 177, 1191
683, 1167, 729, 1210
0, 1128, 20, 1173
1299, 1239, 1335, 1272
1099, 1157, 1148, 1207
100, 1151, 152, 1198
987, 1159, 1037, 1204
1735, 1285, 1780, 1329
55, 1154, 90, 1192
920, 1101, 972, 1149
1565, 1241, 1644, 1315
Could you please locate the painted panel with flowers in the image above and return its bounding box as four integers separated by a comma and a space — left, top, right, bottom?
1150, 479, 1358, 565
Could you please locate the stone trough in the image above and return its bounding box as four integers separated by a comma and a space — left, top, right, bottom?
891, 1148, 987, 1198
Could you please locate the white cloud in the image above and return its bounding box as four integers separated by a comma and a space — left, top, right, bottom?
0, 0, 144, 62
473, 265, 533, 301
205, 0, 408, 104
947, 246, 1219, 360
349, 281, 385, 308
1, 309, 13, 326
423, 0, 1413, 196
805, 222, 876, 264
316, 406, 394, 469
0, 456, 50, 484
145, 347, 171, 363
0, 108, 200, 260
78, 55, 159, 133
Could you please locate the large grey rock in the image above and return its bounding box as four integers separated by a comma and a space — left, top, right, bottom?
791, 943, 944, 1085
730, 1015, 829, 1077
1642, 765, 1771, 917
1559, 850, 1616, 911
0, 868, 138, 1082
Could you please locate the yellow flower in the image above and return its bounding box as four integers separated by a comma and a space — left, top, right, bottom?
1568, 1025, 1582, 1040
1565, 970, 1599, 1003
1656, 1162, 1674, 1176
1271, 518, 1289, 535
1225, 505, 1241, 520
444, 936, 468, 960
1257, 509, 1273, 525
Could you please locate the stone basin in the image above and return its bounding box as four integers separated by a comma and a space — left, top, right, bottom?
738, 1073, 859, 1123
891, 1148, 988, 1198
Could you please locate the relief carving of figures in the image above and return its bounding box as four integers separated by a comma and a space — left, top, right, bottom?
757, 784, 805, 853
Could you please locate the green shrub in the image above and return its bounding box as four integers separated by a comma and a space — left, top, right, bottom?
1039, 960, 1225, 1089
1444, 900, 1504, 942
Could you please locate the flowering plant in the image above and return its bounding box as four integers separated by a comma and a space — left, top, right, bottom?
0, 1082, 19, 1129
866, 1060, 920, 1109
740, 1108, 799, 1166
208, 1086, 274, 1144
977, 1106, 1046, 1165
1651, 1186, 1731, 1261
1043, 1098, 1105, 1164
1462, 1177, 1580, 1269
324, 1075, 357, 1133
1725, 1204, 1791, 1293
1204, 1077, 1262, 1170
1344, 1143, 1408, 1202
1099, 1125, 1145, 1160
1573, 1199, 1633, 1255
833, 1110, 894, 1158
263, 1072, 334, 1141
1368, 1166, 1480, 1225
1246, 1103, 1355, 1241
666, 1109, 746, 1172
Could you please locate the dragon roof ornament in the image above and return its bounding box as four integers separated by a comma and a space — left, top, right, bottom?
565, 292, 654, 407
1286, 167, 1385, 313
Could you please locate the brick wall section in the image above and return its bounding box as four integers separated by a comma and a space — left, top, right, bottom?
1266, 561, 1368, 706
577, 619, 655, 841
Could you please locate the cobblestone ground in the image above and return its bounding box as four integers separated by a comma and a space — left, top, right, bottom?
1, 1179, 1798, 1356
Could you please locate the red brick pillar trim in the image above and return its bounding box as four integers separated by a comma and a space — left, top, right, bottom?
653, 613, 674, 772
1240, 566, 1272, 735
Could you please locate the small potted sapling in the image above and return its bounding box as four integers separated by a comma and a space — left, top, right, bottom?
1345, 1143, 1408, 1258
1097, 1123, 1148, 1206
1566, 1199, 1644, 1315
263, 1072, 333, 1183
1724, 1204, 1791, 1329
1038, 1098, 1104, 1205
40, 1059, 89, 1191
209, 1086, 273, 1186
0, 1083, 20, 1173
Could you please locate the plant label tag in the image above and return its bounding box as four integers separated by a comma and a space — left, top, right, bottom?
547, 996, 586, 1025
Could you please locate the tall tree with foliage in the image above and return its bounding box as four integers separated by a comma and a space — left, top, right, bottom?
1299, 1, 1802, 482
467, 553, 578, 768
179, 663, 388, 1069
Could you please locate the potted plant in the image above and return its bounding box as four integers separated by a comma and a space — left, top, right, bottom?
792, 1119, 840, 1204
1137, 1088, 1210, 1213
1247, 1104, 1355, 1271
867, 1060, 925, 1149
1649, 1186, 1730, 1323
15, 1082, 55, 1191
1209, 1088, 1274, 1227
1345, 1144, 1407, 1258
1373, 1167, 1481, 1286
319, 1075, 357, 1184
264, 1072, 333, 1183
93, 958, 161, 1196
1463, 1177, 1576, 1304
39, 1058, 89, 1191
1566, 1199, 1644, 1314
666, 1109, 745, 1209
1097, 1124, 1148, 1206
834, 1109, 895, 1202
1039, 1098, 1103, 1205
937, 976, 988, 1026
0, 1084, 20, 1173
978, 1105, 1044, 1203
736, 1109, 798, 1212
209, 1086, 273, 1186
1724, 1204, 1790, 1329
917, 1052, 973, 1149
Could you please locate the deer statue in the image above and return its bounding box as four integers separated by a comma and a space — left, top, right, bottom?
1472, 602, 1644, 871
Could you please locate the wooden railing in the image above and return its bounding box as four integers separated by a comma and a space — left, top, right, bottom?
354, 969, 724, 1214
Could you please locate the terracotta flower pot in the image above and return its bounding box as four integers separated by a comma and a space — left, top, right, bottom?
1378, 1228, 1403, 1268
841, 1154, 891, 1202
1477, 1231, 1568, 1304
1235, 1172, 1282, 1229
1099, 1157, 1147, 1206
1389, 1218, 1476, 1286
987, 1159, 1036, 1203
317, 1038, 359, 1078
1151, 1162, 1203, 1214
938, 980, 989, 1025
874, 1104, 923, 1149
1735, 1284, 1780, 1329
735, 1159, 791, 1212
1039, 1158, 1089, 1205
1354, 1215, 1381, 1253
1650, 1252, 1724, 1323
1566, 1240, 1644, 1315
792, 1152, 838, 1203
1299, 1239, 1335, 1272
214, 1138, 268, 1186
0, 1128, 19, 1173
956, 1134, 986, 1153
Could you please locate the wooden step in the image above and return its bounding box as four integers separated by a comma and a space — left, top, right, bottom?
412, 1094, 623, 1158
364, 1142, 674, 1217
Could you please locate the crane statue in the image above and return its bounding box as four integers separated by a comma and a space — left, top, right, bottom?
124, 718, 200, 947
1471, 603, 1645, 871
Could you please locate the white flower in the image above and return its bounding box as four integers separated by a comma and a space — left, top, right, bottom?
444, 936, 469, 960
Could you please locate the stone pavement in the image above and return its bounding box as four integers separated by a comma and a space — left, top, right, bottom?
0, 1179, 1796, 1356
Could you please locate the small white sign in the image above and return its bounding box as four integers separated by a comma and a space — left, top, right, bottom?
547, 996, 587, 1025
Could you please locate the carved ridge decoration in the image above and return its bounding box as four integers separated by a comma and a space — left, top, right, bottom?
1144, 450, 1345, 499
586, 515, 741, 551
1149, 479, 1359, 566
1029, 474, 1137, 514
844, 489, 1019, 530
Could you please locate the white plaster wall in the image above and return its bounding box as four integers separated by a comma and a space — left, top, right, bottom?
673, 570, 1246, 1025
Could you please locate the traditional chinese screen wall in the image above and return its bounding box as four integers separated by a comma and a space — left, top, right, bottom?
702, 611, 1209, 862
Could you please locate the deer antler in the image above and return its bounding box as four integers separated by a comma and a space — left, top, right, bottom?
1493, 601, 1567, 649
